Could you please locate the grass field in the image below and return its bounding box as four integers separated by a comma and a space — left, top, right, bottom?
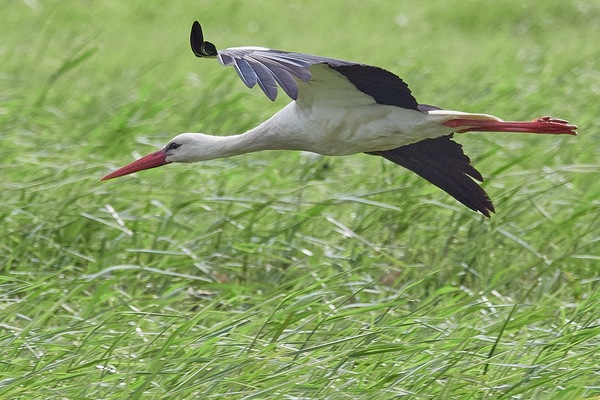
1, 1, 599, 398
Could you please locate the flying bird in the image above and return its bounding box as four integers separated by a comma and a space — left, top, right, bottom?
101, 21, 577, 217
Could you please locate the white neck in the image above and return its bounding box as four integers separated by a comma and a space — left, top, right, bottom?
212, 121, 296, 158
174, 103, 303, 163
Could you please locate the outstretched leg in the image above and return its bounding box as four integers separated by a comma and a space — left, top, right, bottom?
442, 115, 577, 135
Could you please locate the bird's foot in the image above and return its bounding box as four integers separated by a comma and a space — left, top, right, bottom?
531, 116, 578, 135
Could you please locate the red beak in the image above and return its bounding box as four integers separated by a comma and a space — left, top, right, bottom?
100, 150, 169, 181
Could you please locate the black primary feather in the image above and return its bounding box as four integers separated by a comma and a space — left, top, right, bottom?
190, 21, 217, 57
368, 135, 495, 217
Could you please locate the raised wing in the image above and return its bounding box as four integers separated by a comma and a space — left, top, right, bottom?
190, 21, 419, 110
191, 21, 347, 101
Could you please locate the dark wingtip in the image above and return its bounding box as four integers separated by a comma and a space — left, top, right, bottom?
190, 21, 217, 57
480, 195, 495, 218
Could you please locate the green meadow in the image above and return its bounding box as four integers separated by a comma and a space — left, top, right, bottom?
1, 1, 598, 398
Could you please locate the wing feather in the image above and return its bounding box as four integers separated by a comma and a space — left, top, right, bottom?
245, 57, 279, 100
368, 135, 495, 217
231, 58, 258, 88
255, 60, 300, 99
190, 21, 420, 109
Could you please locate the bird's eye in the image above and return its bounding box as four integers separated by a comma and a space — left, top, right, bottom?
166, 142, 181, 151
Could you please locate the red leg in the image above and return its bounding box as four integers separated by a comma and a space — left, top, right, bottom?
443, 116, 577, 135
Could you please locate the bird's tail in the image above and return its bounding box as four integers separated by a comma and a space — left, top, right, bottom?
429, 110, 577, 135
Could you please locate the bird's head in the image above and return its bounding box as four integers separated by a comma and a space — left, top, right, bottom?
100, 133, 214, 181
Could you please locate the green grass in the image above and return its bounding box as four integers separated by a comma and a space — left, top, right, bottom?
1, 1, 599, 398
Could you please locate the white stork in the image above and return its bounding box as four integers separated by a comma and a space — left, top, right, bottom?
101, 21, 577, 217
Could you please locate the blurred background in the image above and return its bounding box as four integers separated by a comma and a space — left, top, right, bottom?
1, 1, 598, 398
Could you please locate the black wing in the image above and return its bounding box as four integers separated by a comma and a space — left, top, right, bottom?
190, 21, 419, 109
368, 135, 495, 217
329, 65, 418, 110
